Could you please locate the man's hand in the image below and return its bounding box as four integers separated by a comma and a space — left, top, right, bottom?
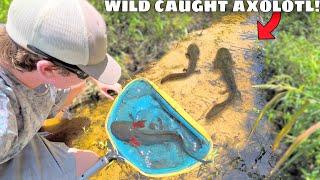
93, 80, 122, 100
61, 78, 122, 112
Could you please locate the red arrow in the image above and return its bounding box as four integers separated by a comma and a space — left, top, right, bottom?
257, 12, 281, 40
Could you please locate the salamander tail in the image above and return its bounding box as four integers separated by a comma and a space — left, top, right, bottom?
160, 73, 188, 84
205, 96, 233, 120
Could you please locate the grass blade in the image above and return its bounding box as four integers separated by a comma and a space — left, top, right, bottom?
249, 91, 287, 139
277, 151, 303, 175
253, 84, 298, 92
272, 101, 310, 151
270, 122, 320, 175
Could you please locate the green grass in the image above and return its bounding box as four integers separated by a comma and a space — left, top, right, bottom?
0, 0, 10, 23
1, 0, 224, 79
271, 122, 320, 177
2, 1, 319, 178
90, 0, 224, 76
260, 12, 320, 178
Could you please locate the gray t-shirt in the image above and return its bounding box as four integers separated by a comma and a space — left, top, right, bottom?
0, 66, 70, 164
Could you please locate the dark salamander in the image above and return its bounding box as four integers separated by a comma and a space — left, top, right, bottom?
206, 48, 241, 120
111, 120, 211, 163
161, 43, 200, 84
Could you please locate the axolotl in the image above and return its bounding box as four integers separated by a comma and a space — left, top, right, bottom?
206, 48, 241, 120
160, 43, 200, 84
110, 120, 211, 163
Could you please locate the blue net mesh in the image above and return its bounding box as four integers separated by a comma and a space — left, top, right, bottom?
106, 79, 211, 175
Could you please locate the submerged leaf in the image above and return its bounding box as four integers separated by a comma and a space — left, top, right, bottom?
272, 101, 310, 151
270, 122, 320, 175
249, 91, 287, 139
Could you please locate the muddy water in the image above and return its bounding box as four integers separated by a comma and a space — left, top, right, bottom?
217, 16, 276, 179
45, 13, 275, 179
227, 15, 277, 179
135, 13, 275, 179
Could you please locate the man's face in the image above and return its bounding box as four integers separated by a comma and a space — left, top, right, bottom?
50, 72, 84, 89
36, 60, 84, 88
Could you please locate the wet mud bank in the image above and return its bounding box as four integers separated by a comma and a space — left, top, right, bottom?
135, 13, 276, 179
219, 16, 277, 179
44, 13, 276, 179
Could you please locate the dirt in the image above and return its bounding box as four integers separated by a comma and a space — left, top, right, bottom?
138, 12, 255, 150
44, 13, 273, 179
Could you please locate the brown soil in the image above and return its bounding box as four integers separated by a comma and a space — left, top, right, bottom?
43, 13, 257, 179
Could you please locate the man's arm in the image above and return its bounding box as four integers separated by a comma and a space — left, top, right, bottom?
59, 78, 122, 112
60, 81, 86, 110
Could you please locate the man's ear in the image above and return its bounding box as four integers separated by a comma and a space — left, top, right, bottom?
36, 60, 56, 80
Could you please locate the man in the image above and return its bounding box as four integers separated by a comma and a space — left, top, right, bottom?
0, 0, 122, 179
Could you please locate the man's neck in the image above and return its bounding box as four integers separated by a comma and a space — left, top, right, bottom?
0, 61, 43, 89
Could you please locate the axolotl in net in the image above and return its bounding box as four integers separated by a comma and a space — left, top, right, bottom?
110, 119, 211, 163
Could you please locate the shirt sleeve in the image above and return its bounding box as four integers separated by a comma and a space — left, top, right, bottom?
47, 88, 71, 119
0, 93, 18, 164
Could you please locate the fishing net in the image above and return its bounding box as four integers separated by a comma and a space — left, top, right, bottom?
106, 79, 212, 177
